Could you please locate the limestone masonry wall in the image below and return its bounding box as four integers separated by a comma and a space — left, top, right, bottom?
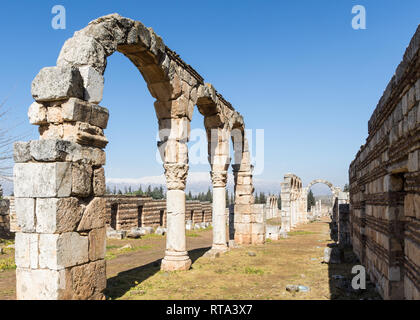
105, 195, 211, 230
349, 25, 420, 300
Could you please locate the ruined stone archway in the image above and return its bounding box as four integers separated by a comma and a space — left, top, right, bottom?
13, 14, 255, 300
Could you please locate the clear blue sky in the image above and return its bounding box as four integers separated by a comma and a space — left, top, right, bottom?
0, 0, 419, 191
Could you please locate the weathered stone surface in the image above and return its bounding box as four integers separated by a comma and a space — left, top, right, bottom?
29, 139, 72, 162
93, 167, 106, 196
15, 198, 35, 232
28, 102, 47, 125
90, 105, 109, 129
31, 66, 84, 102
69, 260, 106, 299
47, 106, 63, 124
13, 142, 31, 163
88, 227, 106, 261
77, 197, 106, 231
71, 164, 93, 197
62, 122, 108, 148
36, 198, 83, 233
39, 232, 89, 269
16, 268, 67, 300
62, 98, 91, 122
78, 66, 104, 103
15, 233, 38, 268
14, 162, 72, 198
57, 34, 107, 74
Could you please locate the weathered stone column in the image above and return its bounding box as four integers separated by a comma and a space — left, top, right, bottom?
159, 116, 192, 271
210, 170, 229, 252
161, 163, 191, 271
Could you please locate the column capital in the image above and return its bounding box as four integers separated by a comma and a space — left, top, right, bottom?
164, 163, 189, 190
211, 170, 228, 188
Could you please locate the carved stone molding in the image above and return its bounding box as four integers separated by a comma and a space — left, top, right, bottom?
211, 170, 228, 188
164, 163, 189, 190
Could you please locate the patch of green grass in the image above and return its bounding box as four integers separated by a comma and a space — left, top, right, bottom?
265, 239, 272, 243
105, 252, 117, 261
186, 232, 200, 238
244, 267, 264, 275
106, 245, 121, 250
288, 230, 317, 236
141, 233, 164, 240
0, 257, 16, 271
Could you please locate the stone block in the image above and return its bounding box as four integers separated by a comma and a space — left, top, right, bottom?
47, 106, 63, 124
62, 98, 91, 122
77, 197, 106, 231
39, 232, 89, 270
14, 162, 72, 198
57, 34, 107, 75
62, 122, 108, 148
78, 66, 104, 104
29, 139, 72, 162
93, 167, 106, 196
90, 105, 109, 129
13, 141, 31, 163
16, 268, 68, 300
28, 102, 47, 125
404, 194, 416, 217
31, 66, 84, 102
88, 227, 106, 261
69, 260, 106, 299
15, 233, 39, 269
408, 150, 419, 172
71, 164, 93, 197
15, 198, 35, 232
36, 197, 83, 233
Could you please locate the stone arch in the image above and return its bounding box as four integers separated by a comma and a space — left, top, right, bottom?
13, 14, 252, 300
195, 84, 255, 247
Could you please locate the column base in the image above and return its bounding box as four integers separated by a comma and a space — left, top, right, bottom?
204, 245, 229, 258
161, 251, 191, 271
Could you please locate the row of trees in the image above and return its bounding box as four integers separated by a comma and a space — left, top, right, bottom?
106, 185, 166, 200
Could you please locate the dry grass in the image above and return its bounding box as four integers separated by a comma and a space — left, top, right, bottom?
105, 219, 380, 300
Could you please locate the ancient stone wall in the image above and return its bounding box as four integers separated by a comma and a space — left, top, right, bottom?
104, 195, 211, 230
349, 25, 420, 300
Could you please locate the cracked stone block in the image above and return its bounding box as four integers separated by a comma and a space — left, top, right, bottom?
77, 197, 106, 231
88, 227, 106, 261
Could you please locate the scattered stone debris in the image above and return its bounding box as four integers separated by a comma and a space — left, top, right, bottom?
286, 285, 310, 293
248, 251, 256, 257
118, 244, 133, 251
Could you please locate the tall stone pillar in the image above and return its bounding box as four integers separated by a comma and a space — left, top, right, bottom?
210, 170, 229, 252
233, 143, 256, 245
14, 65, 108, 299
159, 117, 192, 271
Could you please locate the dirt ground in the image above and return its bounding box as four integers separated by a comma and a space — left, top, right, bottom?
0, 218, 381, 300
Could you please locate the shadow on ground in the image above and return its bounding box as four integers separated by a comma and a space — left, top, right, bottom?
324, 221, 382, 300
105, 246, 210, 300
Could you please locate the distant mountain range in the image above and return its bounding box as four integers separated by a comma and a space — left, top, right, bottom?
1, 171, 333, 197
